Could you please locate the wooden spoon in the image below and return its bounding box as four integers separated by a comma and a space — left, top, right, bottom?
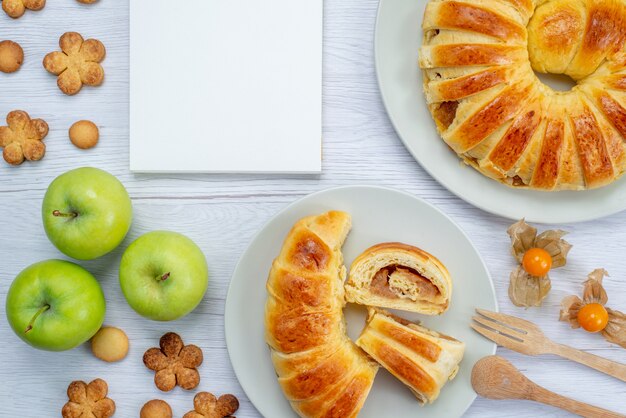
472, 356, 626, 418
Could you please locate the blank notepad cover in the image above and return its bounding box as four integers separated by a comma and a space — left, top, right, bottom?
130, 0, 322, 173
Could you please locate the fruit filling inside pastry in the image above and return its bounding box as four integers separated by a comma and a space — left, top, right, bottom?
370, 265, 441, 302
356, 308, 465, 405
433, 101, 458, 130
345, 242, 452, 315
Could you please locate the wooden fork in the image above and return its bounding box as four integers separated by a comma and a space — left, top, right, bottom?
471, 309, 626, 383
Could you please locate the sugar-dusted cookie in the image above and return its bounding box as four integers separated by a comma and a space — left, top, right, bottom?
43, 32, 105, 95
2, 0, 45, 19
0, 110, 48, 165
62, 379, 115, 418
183, 392, 239, 418
143, 332, 203, 392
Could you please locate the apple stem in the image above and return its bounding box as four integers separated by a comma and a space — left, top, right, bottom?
157, 272, 171, 282
24, 304, 50, 334
52, 210, 78, 218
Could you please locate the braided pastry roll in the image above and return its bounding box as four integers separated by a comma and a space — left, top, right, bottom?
420, 0, 626, 190
265, 211, 378, 418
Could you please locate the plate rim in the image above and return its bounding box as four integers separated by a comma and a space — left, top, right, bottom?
224, 184, 498, 418
373, 0, 626, 224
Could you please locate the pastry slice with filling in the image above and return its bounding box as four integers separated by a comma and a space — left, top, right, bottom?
356, 308, 465, 404
345, 243, 452, 315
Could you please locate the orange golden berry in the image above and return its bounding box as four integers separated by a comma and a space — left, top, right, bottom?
577, 303, 609, 333
522, 247, 552, 277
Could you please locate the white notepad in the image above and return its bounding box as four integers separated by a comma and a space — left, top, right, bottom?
130, 1, 322, 173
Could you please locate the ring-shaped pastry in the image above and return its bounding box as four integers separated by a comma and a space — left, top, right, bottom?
421, 0, 626, 191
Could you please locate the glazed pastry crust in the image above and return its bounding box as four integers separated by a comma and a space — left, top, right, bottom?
265, 211, 378, 418
344, 242, 452, 315
421, 0, 626, 191
356, 309, 465, 404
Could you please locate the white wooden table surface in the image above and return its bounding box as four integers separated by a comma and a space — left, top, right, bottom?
1, 1, 625, 417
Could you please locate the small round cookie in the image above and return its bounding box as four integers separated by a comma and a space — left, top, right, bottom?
0, 41, 24, 73
91, 326, 129, 362
140, 400, 172, 418
69, 120, 99, 149
77, 0, 98, 3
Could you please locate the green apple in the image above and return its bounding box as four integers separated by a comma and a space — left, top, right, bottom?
119, 231, 208, 321
5, 260, 106, 351
42, 167, 133, 260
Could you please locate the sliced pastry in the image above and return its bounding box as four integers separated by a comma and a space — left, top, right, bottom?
420, 0, 626, 190
265, 211, 379, 418
344, 242, 452, 315
356, 308, 465, 404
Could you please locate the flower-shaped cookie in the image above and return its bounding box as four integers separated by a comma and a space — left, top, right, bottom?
43, 32, 105, 95
183, 392, 239, 418
507, 219, 572, 307
560, 269, 626, 349
143, 332, 203, 391
2, 0, 45, 19
0, 110, 48, 165
61, 378, 116, 418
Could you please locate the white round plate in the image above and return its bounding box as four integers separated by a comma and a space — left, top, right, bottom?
225, 186, 496, 418
375, 0, 626, 224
